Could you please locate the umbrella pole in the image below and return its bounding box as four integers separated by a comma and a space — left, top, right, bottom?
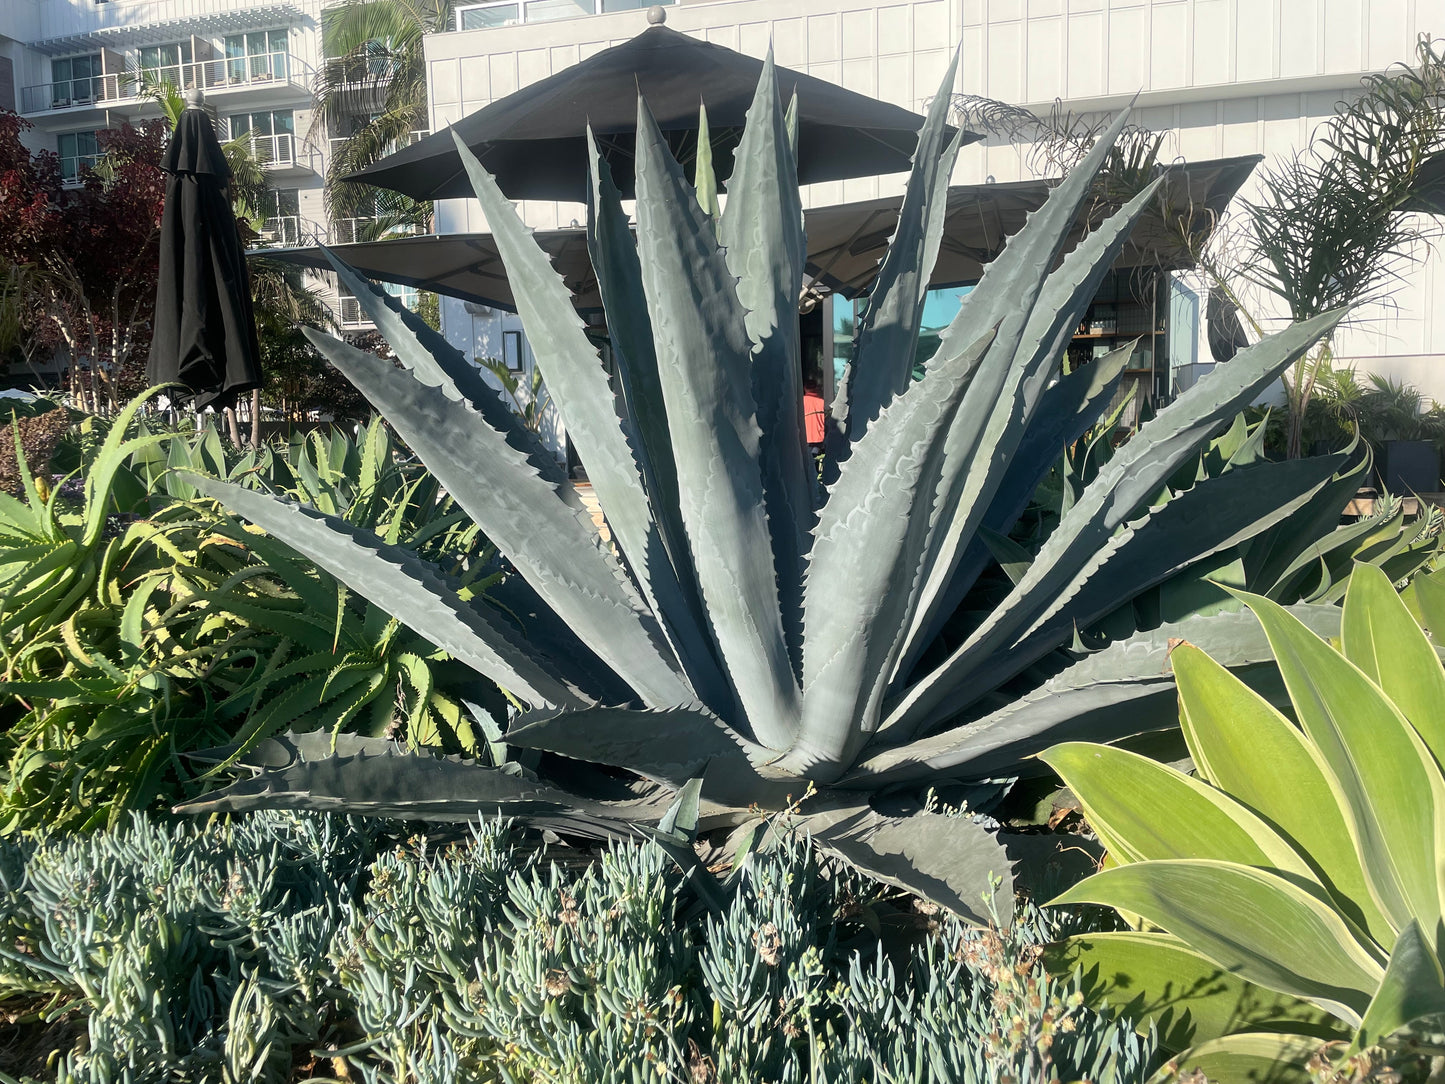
249, 388, 261, 447
224, 405, 243, 446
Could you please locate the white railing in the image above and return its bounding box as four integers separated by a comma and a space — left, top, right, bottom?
20, 53, 306, 115
258, 216, 329, 247
339, 295, 368, 327
331, 218, 423, 244
327, 130, 430, 158
242, 132, 297, 168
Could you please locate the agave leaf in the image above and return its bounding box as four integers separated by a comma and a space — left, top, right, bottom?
1239, 589, 1445, 942
584, 129, 730, 713
322, 250, 573, 496
1148, 1033, 1324, 1084
694, 103, 719, 217
632, 95, 799, 748
300, 329, 691, 708
505, 703, 788, 805
450, 132, 688, 686
1051, 860, 1383, 1024
1174, 643, 1394, 948
1263, 497, 1397, 602
1005, 452, 1347, 662
793, 329, 996, 777
857, 605, 1342, 786
178, 734, 681, 833
1354, 918, 1445, 1051
1044, 931, 1344, 1052
1341, 564, 1445, 767
890, 309, 1346, 740
903, 179, 1166, 671
718, 49, 813, 670
1414, 570, 1445, 645
186, 475, 584, 710
899, 344, 1133, 676
836, 46, 963, 442
801, 804, 1013, 927
1041, 742, 1321, 877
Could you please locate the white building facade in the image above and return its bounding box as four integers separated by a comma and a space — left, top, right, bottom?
0, 0, 406, 330
423, 0, 1443, 412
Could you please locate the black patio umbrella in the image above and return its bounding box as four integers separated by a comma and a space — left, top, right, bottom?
347, 23, 976, 202
148, 103, 263, 410
1401, 149, 1445, 215
263, 156, 1260, 311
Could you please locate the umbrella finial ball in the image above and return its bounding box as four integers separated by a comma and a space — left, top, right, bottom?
185, 88, 206, 107
646, 5, 667, 24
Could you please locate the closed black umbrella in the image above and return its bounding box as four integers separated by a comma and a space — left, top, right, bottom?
148, 102, 262, 410
348, 22, 975, 202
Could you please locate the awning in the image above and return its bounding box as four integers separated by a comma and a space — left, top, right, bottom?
258, 155, 1262, 312
28, 4, 302, 56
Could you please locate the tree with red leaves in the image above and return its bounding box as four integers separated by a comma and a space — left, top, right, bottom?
0, 111, 166, 410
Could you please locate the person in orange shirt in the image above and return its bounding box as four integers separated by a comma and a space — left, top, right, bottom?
803, 381, 826, 449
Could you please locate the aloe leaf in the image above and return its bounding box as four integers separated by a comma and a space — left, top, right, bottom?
1354, 918, 1445, 1051
1042, 741, 1322, 876
836, 47, 963, 442
301, 328, 691, 708
1239, 589, 1445, 941
320, 251, 573, 497
890, 309, 1346, 739
791, 329, 995, 778
1174, 642, 1394, 948
1044, 931, 1344, 1053
801, 804, 1013, 927
451, 134, 685, 691
585, 129, 729, 714
1149, 1033, 1325, 1084
1342, 563, 1445, 766
857, 605, 1342, 785
1051, 860, 1383, 1024
186, 476, 583, 710
632, 95, 799, 749
718, 49, 813, 670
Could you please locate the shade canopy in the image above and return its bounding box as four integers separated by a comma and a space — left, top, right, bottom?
347, 25, 972, 202
263, 155, 1260, 313
1401, 149, 1445, 215
149, 106, 263, 409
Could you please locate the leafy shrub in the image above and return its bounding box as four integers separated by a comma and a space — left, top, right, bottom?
1042, 564, 1445, 1082
0, 810, 1155, 1084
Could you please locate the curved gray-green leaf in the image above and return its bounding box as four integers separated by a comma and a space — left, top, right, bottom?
186, 475, 583, 710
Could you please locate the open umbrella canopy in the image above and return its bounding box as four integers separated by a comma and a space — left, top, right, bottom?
347, 24, 974, 202
262, 156, 1259, 311
1401, 149, 1445, 215
148, 104, 262, 409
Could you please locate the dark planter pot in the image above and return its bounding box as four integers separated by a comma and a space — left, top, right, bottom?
1378, 439, 1439, 495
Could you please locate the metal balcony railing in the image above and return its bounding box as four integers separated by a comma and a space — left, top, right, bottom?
327, 130, 430, 160
258, 216, 328, 247
339, 295, 368, 327
242, 132, 297, 168
331, 218, 423, 244
20, 53, 307, 115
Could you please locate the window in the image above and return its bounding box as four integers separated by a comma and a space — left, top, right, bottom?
259, 188, 301, 245
227, 110, 295, 165
57, 130, 101, 180
51, 54, 101, 106
137, 42, 192, 88
224, 29, 289, 82
458, 3, 522, 30
503, 329, 524, 371
599, 0, 675, 11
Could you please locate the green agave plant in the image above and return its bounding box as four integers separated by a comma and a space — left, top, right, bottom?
181, 52, 1371, 921
1043, 564, 1445, 1080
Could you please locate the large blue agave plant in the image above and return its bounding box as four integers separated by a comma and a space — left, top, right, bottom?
182, 52, 1373, 921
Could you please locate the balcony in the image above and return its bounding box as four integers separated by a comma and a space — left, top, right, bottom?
327, 130, 430, 160
330, 218, 424, 245
20, 52, 309, 117
258, 215, 327, 247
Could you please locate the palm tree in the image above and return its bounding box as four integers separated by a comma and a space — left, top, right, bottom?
309, 0, 453, 232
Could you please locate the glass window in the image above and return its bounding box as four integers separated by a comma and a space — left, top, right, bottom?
51, 54, 101, 105
137, 42, 192, 88
224, 29, 288, 81
228, 111, 295, 165
600, 0, 674, 11
524, 0, 594, 21
458, 3, 521, 29
57, 130, 101, 180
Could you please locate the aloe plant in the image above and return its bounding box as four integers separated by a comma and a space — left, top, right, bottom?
1043, 564, 1445, 1081
181, 52, 1370, 922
